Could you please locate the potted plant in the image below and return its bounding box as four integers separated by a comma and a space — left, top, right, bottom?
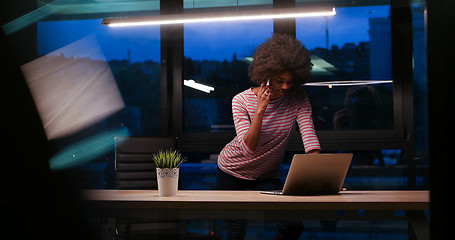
152, 149, 186, 197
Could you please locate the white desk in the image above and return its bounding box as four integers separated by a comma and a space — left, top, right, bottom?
83, 190, 429, 239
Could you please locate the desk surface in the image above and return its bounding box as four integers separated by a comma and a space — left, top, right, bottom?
83, 190, 429, 211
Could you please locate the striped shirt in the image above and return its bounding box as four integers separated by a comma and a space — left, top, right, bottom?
218, 88, 321, 180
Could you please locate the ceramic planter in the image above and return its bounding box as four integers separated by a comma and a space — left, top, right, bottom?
156, 167, 179, 197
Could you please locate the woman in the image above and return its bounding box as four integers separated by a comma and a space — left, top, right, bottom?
217, 33, 321, 239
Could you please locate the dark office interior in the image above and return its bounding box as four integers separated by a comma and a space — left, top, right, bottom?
1, 0, 453, 239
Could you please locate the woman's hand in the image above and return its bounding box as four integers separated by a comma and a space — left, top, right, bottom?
256, 83, 271, 114
307, 149, 320, 154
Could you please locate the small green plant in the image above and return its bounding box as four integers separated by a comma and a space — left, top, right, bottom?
152, 149, 186, 168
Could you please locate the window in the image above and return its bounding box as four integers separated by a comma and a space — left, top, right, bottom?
182, 4, 396, 132
183, 20, 273, 132
296, 5, 394, 131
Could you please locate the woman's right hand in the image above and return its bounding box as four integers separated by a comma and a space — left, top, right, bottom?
256, 83, 271, 113
244, 83, 271, 152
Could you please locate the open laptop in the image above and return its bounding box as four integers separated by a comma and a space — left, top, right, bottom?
261, 153, 353, 195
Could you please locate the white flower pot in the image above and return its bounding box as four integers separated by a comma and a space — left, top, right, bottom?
156, 168, 179, 197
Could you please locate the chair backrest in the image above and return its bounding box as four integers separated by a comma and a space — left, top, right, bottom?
114, 136, 176, 189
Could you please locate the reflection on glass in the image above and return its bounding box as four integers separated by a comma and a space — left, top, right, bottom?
22, 35, 124, 139
37, 19, 161, 187
38, 19, 161, 137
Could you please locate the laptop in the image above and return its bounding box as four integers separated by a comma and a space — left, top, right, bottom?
261, 153, 353, 195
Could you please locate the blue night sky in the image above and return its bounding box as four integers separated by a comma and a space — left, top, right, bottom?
37, 5, 389, 62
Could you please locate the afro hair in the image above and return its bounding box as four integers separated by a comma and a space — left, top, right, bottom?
248, 33, 313, 89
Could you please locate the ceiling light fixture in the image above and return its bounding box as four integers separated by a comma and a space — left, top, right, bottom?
102, 6, 335, 27
304, 80, 393, 88
184, 79, 215, 93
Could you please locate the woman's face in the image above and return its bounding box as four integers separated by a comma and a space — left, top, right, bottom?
269, 70, 293, 100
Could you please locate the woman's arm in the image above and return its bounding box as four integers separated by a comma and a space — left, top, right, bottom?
243, 84, 271, 152
296, 92, 321, 153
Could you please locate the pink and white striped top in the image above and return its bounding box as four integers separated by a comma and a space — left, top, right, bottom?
218, 88, 321, 180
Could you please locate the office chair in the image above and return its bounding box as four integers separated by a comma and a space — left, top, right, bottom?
115, 136, 174, 190
114, 136, 217, 240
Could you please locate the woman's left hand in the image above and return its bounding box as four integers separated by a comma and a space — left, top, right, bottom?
307, 149, 320, 154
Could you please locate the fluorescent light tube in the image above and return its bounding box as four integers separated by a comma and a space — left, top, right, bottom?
103, 6, 335, 27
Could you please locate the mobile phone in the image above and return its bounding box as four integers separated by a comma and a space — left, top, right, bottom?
264, 79, 270, 96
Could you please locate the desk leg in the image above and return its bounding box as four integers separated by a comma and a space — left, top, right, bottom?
407, 211, 429, 240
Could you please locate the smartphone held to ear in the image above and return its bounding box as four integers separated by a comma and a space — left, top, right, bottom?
264, 79, 270, 96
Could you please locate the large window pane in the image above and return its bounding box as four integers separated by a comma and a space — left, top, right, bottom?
38, 19, 161, 137
297, 4, 394, 131
183, 20, 272, 132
